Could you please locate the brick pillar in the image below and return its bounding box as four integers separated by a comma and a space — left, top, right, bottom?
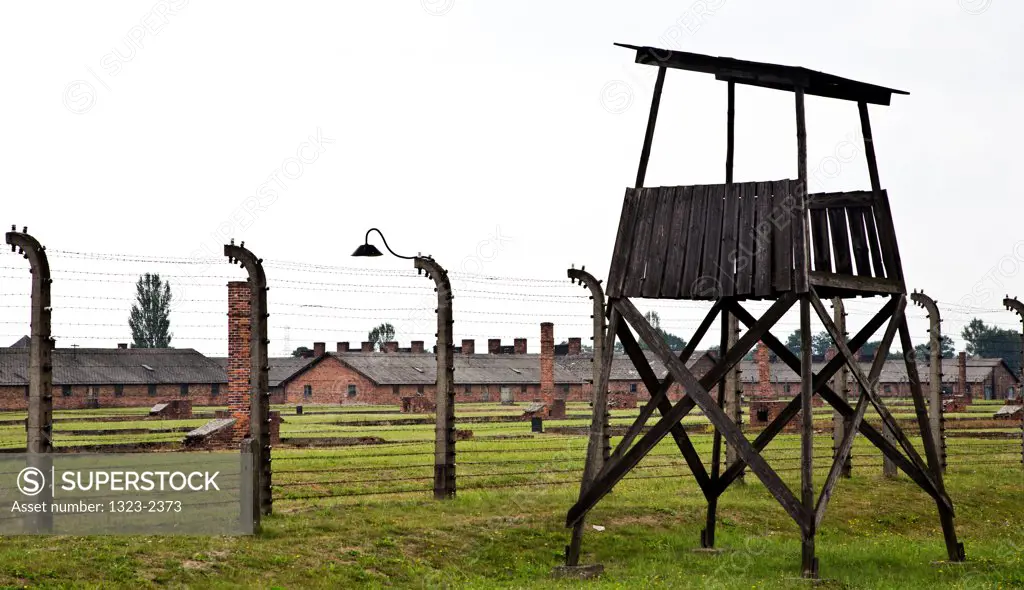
336, 342, 349, 353
958, 351, 968, 400
313, 342, 326, 357
568, 337, 582, 355
361, 341, 373, 352
411, 341, 424, 353
461, 339, 475, 355
514, 338, 527, 354
488, 339, 501, 355
540, 323, 554, 401
227, 281, 251, 443
756, 344, 774, 399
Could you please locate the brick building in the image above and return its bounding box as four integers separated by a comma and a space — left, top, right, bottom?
741, 346, 1019, 401
0, 346, 226, 410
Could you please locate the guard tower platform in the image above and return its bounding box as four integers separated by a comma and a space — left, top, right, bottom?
564, 44, 960, 579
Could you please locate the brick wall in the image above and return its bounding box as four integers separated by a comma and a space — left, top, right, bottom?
0, 383, 223, 411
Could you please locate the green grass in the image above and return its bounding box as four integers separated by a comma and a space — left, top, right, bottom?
0, 404, 1019, 587
0, 438, 1019, 588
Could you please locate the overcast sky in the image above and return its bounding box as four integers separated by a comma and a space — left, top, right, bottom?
0, 1, 1020, 357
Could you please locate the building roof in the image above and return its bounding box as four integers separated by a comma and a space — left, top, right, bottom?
0, 348, 226, 386
555, 350, 710, 382
8, 336, 30, 348
616, 44, 908, 106
331, 353, 582, 386
736, 358, 1019, 385
209, 356, 319, 388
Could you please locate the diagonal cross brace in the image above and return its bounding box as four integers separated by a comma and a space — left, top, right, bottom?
598, 301, 720, 481
624, 295, 805, 524
811, 292, 904, 528
713, 296, 896, 493
808, 290, 941, 498
567, 294, 800, 527
613, 317, 713, 492
727, 300, 950, 510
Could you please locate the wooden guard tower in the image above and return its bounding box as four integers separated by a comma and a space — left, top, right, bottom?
564, 45, 963, 578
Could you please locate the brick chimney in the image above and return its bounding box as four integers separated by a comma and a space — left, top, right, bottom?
514, 338, 527, 354
361, 341, 373, 352
540, 323, 554, 402
117, 343, 128, 350
755, 344, 774, 399
336, 342, 349, 353
313, 342, 326, 357
384, 341, 398, 353
227, 281, 251, 443
488, 339, 501, 355
958, 351, 968, 399
568, 337, 582, 356
462, 339, 475, 355
411, 341, 424, 353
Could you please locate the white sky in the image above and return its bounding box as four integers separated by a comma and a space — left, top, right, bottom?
0, 1, 1021, 357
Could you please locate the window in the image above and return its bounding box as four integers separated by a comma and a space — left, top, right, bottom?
756, 409, 769, 422
147, 384, 157, 396
392, 385, 400, 395
180, 384, 189, 397
114, 384, 124, 397
464, 385, 472, 395
211, 383, 220, 397
61, 385, 72, 397
303, 384, 312, 399
347, 384, 357, 398
783, 384, 791, 393
562, 384, 570, 393
23, 385, 29, 398
883, 385, 892, 394
629, 383, 638, 393
521, 385, 527, 393
417, 385, 425, 395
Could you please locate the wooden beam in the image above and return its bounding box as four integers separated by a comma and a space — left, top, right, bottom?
794, 88, 809, 295
635, 67, 667, 189
726, 81, 735, 184
799, 295, 816, 577
808, 271, 903, 294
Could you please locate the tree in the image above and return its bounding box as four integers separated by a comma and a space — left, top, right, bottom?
367, 322, 396, 352
128, 273, 173, 348
292, 346, 312, 357
783, 329, 833, 357
961, 319, 1022, 375
913, 335, 955, 360
613, 311, 688, 352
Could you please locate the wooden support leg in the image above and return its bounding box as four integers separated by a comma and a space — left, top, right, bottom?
799, 297, 817, 579
898, 318, 965, 562
703, 309, 730, 548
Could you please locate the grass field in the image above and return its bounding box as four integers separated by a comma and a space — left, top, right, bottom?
0, 401, 1019, 588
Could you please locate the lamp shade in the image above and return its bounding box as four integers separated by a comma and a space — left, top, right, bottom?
352, 243, 384, 257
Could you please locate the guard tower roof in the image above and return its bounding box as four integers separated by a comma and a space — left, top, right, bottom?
615, 44, 908, 106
